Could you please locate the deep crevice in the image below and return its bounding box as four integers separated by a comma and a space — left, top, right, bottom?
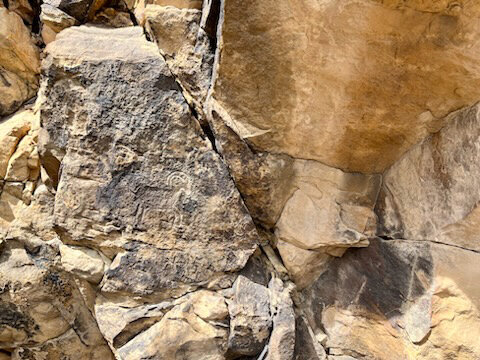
204, 0, 221, 50
155, 48, 219, 154
200, 119, 218, 153
123, 0, 138, 26
28, 0, 42, 33
378, 235, 395, 241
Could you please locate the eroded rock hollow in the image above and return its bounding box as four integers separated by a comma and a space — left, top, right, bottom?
1, 0, 479, 359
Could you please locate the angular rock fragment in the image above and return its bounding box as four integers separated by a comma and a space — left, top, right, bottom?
293, 315, 327, 360
40, 26, 257, 293
95, 298, 169, 349
60, 244, 108, 284
135, 0, 203, 25
117, 296, 228, 360
0, 109, 33, 180
91, 7, 134, 27
96, 289, 228, 354
266, 278, 295, 360
4, 0, 34, 24
4, 182, 57, 243
189, 289, 229, 321
228, 275, 272, 357
275, 159, 380, 288
40, 4, 78, 44
377, 103, 480, 252
207, 109, 295, 227
0, 8, 40, 116
144, 4, 215, 112
45, 0, 93, 22
10, 329, 113, 360
0, 107, 40, 231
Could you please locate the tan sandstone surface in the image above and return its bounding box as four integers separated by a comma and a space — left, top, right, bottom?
0, 0, 479, 359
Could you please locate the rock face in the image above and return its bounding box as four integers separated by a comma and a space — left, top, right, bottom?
1, 1, 480, 359
300, 238, 480, 359
144, 3, 215, 117
0, 8, 40, 117
0, 107, 40, 233
0, 240, 113, 359
275, 159, 380, 288
40, 26, 258, 294
377, 103, 480, 251
211, 0, 480, 172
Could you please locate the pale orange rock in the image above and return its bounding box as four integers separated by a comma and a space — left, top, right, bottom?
0, 109, 32, 180
212, 0, 480, 172
0, 8, 40, 116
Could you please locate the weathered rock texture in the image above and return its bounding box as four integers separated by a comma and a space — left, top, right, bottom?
0, 107, 40, 234
40, 25, 257, 295
211, 0, 480, 172
1, 0, 480, 359
377, 103, 480, 252
0, 8, 40, 117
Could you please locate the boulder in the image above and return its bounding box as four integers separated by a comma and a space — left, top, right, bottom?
39, 26, 258, 294
40, 4, 78, 44
134, 0, 203, 25
377, 103, 480, 252
46, 0, 93, 21
275, 159, 380, 288
227, 275, 272, 357
0, 9, 40, 117
95, 289, 228, 354
210, 0, 480, 172
116, 296, 228, 360
300, 238, 480, 359
95, 298, 170, 349
59, 244, 108, 284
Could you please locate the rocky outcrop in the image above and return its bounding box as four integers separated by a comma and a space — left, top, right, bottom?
0, 240, 113, 359
1, 0, 480, 359
377, 103, 480, 252
40, 26, 258, 296
300, 238, 480, 359
211, 0, 480, 173
0, 107, 40, 234
0, 8, 40, 117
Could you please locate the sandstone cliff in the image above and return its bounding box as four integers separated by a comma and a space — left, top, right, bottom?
1, 0, 479, 359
